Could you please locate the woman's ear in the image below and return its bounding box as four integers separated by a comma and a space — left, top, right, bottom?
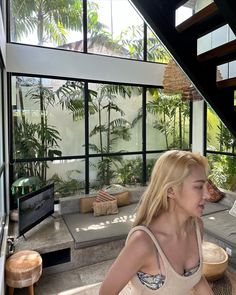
167, 187, 175, 199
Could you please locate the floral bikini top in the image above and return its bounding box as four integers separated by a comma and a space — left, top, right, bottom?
136, 261, 200, 290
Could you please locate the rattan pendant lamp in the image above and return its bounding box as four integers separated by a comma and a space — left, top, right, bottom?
162, 59, 203, 101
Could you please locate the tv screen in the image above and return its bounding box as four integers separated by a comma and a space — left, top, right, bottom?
17, 183, 54, 237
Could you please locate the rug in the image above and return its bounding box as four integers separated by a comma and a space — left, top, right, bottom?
211, 275, 232, 295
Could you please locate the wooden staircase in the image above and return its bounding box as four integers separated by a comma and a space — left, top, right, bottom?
131, 0, 236, 138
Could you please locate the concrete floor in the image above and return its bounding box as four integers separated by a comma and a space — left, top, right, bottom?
9, 261, 236, 295
11, 259, 130, 295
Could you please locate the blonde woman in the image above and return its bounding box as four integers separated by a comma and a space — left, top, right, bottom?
100, 150, 214, 295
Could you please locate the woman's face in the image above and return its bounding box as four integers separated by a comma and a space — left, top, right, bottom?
174, 165, 209, 217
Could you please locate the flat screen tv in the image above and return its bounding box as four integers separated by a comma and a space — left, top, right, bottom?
17, 183, 54, 237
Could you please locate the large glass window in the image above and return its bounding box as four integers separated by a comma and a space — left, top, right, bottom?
147, 27, 170, 63
9, 0, 169, 63
88, 82, 142, 154
87, 0, 144, 59
0, 68, 5, 245
12, 76, 85, 159
146, 89, 191, 151
206, 104, 236, 191
9, 0, 84, 51
10, 76, 192, 202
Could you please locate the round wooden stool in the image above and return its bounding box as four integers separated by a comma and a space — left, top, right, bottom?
5, 250, 42, 295
202, 241, 228, 281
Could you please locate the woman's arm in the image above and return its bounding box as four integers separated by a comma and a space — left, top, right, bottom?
99, 230, 153, 295
193, 275, 214, 295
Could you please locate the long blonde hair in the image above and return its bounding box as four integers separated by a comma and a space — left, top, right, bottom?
133, 150, 208, 227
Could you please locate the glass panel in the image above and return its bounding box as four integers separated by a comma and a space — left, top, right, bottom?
11, 159, 85, 202
217, 63, 228, 81
194, 0, 213, 12
147, 27, 170, 63
89, 154, 143, 190
10, 0, 84, 51
198, 25, 236, 55
0, 68, 4, 229
207, 153, 236, 191
207, 105, 236, 153
234, 91, 236, 109
146, 153, 163, 182
11, 76, 85, 159
175, 5, 193, 26
87, 0, 144, 59
217, 60, 236, 81
175, 0, 213, 26
0, 175, 4, 218
0, 70, 2, 166
229, 61, 236, 79
88, 82, 142, 154
146, 89, 190, 150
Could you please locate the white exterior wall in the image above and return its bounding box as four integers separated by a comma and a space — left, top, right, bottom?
6, 44, 165, 86
192, 100, 205, 155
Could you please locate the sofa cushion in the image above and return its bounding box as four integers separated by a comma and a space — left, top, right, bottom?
63, 203, 137, 249
202, 202, 228, 216
202, 210, 236, 248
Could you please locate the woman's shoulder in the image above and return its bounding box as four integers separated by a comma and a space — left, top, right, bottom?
127, 227, 156, 254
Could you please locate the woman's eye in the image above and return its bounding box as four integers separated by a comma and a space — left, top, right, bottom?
195, 186, 203, 190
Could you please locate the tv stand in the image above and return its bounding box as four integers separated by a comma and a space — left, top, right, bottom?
9, 214, 74, 274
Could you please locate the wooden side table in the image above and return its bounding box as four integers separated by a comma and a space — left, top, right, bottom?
202, 241, 228, 281
5, 250, 42, 295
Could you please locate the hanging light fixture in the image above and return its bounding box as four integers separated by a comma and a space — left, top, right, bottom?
162, 59, 203, 101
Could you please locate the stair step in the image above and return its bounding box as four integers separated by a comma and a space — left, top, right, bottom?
198, 39, 236, 63
176, 3, 225, 37
217, 77, 236, 88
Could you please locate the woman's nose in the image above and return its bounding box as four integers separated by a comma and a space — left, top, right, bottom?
203, 184, 210, 200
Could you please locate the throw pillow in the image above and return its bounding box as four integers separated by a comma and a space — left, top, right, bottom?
93, 199, 119, 216
113, 191, 131, 207
79, 196, 96, 213
206, 179, 225, 203
95, 190, 116, 202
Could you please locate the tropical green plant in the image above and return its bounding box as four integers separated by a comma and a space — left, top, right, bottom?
216, 122, 236, 153
49, 171, 85, 198
89, 84, 137, 186
10, 0, 84, 45
132, 89, 190, 149
118, 24, 170, 62
13, 77, 62, 181
116, 157, 143, 185
208, 154, 236, 191
207, 106, 236, 191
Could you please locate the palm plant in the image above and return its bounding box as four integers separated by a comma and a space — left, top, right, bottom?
119, 24, 170, 62
10, 0, 84, 46
132, 89, 190, 149
89, 84, 135, 186
13, 77, 62, 181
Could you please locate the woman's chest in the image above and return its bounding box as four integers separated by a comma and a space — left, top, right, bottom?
158, 232, 199, 275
